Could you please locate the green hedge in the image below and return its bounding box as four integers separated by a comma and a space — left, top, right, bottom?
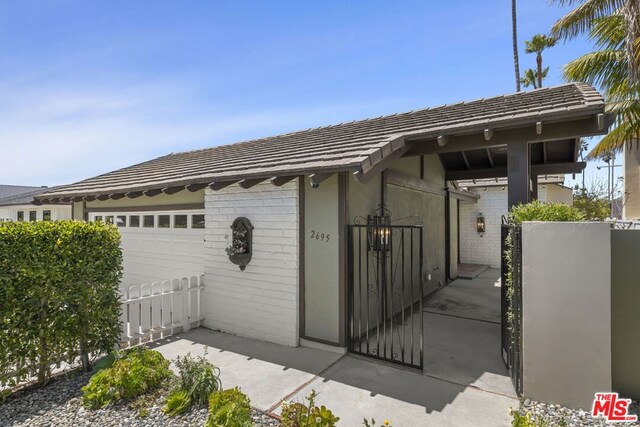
507, 200, 585, 224
0, 220, 123, 386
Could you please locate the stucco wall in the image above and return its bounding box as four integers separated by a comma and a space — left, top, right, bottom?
624, 149, 640, 219
203, 181, 299, 347
522, 222, 611, 410
545, 185, 573, 205
85, 189, 204, 209
611, 229, 640, 400
303, 175, 341, 344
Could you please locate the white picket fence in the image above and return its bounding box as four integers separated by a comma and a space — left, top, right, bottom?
120, 275, 204, 347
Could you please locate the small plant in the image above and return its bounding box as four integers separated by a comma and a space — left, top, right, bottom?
363, 419, 393, 427
206, 387, 253, 427
507, 200, 585, 224
511, 409, 549, 427
163, 351, 223, 416
281, 390, 339, 427
163, 389, 192, 417
82, 347, 172, 408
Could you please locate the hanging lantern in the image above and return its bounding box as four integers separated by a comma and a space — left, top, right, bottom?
368, 204, 391, 252
476, 213, 486, 234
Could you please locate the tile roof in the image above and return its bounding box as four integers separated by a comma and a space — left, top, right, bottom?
39, 83, 605, 199
0, 185, 49, 206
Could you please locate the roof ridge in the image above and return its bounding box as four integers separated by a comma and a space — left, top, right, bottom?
168, 82, 587, 158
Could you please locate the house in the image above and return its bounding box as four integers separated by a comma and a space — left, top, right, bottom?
457, 175, 574, 268
34, 83, 609, 364
0, 185, 71, 222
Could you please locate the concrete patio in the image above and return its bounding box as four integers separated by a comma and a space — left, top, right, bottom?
150, 268, 516, 426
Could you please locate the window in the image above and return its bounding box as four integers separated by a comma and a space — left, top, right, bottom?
192, 214, 205, 229
43, 211, 52, 221
29, 211, 37, 222
158, 215, 170, 228
143, 215, 155, 228
129, 215, 140, 227
116, 215, 127, 227
174, 214, 187, 229
105, 216, 114, 225
17, 211, 24, 221
95, 215, 103, 222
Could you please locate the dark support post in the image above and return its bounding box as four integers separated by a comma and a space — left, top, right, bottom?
530, 175, 538, 200
508, 140, 531, 208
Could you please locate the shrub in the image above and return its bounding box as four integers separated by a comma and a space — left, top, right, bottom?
82, 347, 172, 408
507, 200, 585, 224
281, 390, 339, 427
206, 388, 253, 427
0, 220, 122, 386
162, 351, 222, 416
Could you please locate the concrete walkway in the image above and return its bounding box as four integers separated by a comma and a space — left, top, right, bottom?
151, 269, 516, 426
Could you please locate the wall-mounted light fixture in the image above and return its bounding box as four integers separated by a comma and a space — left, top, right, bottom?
367, 204, 391, 252
476, 213, 485, 234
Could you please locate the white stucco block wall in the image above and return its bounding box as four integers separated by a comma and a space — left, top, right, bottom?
522, 222, 611, 409
203, 181, 299, 347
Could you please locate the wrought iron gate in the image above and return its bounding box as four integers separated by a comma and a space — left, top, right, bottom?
347, 224, 424, 369
501, 221, 523, 395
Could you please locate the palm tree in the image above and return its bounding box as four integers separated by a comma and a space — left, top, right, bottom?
521, 67, 550, 89
550, 0, 640, 159
512, 0, 522, 92
524, 34, 557, 87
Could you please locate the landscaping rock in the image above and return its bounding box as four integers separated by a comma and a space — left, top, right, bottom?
0, 371, 280, 427
519, 398, 640, 427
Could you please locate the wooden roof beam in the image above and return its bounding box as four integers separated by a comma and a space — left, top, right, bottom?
486, 148, 495, 167
186, 183, 208, 192
406, 115, 612, 156
270, 176, 298, 187
162, 186, 185, 195
460, 151, 471, 169
309, 173, 334, 188
446, 162, 586, 181
484, 128, 494, 141
238, 178, 267, 189
143, 188, 163, 197
209, 181, 237, 191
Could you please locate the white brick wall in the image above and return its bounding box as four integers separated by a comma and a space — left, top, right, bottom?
459, 185, 553, 268
202, 181, 299, 347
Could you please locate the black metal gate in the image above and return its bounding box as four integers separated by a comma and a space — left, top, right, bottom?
501, 221, 523, 395
347, 224, 424, 369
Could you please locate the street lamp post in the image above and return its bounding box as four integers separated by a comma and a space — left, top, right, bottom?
597, 153, 622, 218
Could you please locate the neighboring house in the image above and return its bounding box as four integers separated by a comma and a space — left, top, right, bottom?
34, 83, 607, 352
0, 185, 71, 222
457, 175, 574, 268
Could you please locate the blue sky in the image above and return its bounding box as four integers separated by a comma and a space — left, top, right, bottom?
0, 1, 619, 191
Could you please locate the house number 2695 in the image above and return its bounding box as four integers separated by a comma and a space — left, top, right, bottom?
310, 230, 330, 243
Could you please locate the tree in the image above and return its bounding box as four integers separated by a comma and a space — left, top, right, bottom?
573, 186, 611, 220
512, 0, 522, 92
550, 0, 640, 159
524, 34, 557, 88
521, 67, 550, 89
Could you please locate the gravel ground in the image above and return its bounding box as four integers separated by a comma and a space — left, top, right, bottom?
517, 398, 640, 426
0, 371, 280, 427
